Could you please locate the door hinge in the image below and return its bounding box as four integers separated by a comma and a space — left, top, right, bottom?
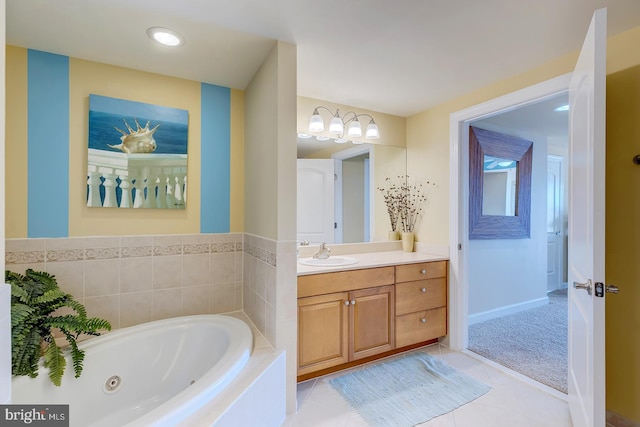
457, 243, 462, 251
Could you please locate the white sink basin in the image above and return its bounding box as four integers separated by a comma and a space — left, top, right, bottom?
298, 256, 359, 267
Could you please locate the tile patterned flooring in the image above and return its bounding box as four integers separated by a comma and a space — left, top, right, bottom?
283, 344, 572, 427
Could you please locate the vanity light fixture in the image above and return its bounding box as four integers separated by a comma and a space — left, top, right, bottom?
308, 106, 380, 143
146, 27, 185, 47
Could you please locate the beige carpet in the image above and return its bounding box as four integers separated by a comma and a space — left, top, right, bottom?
468, 289, 567, 393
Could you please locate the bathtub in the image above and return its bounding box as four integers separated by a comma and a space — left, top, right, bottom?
11, 315, 253, 427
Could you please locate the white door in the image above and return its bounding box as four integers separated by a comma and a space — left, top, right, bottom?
547, 156, 563, 292
567, 8, 606, 427
297, 159, 335, 244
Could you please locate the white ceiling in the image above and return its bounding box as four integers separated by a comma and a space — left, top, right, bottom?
7, 0, 640, 117
473, 93, 570, 139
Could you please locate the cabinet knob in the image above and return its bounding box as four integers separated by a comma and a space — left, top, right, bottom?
421, 287, 427, 293
350, 300, 356, 305
344, 301, 350, 306
420, 269, 427, 275
420, 318, 427, 323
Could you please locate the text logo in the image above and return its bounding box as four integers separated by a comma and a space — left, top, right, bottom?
0, 405, 68, 426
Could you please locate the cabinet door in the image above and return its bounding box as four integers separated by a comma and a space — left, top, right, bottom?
298, 292, 349, 376
349, 285, 395, 360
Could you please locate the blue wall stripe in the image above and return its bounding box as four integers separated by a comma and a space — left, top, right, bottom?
27, 50, 70, 238
200, 83, 231, 233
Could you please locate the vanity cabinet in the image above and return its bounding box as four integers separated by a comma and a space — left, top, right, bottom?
297, 267, 395, 376
395, 261, 448, 348
297, 260, 447, 379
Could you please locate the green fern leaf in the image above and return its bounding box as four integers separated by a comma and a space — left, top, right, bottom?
25, 269, 58, 292
85, 317, 112, 333
10, 304, 34, 328
43, 340, 66, 387
12, 329, 41, 378
64, 333, 85, 378
9, 283, 31, 304
33, 289, 67, 305
64, 299, 87, 318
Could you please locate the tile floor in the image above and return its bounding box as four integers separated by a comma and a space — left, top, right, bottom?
283, 344, 572, 427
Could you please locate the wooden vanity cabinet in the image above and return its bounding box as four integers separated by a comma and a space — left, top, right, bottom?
394, 261, 448, 348
297, 267, 395, 376
297, 261, 447, 378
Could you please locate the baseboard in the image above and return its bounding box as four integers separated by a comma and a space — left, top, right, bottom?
468, 296, 549, 325
607, 410, 640, 427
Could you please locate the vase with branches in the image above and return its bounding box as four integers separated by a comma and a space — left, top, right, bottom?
379, 175, 437, 249
377, 176, 402, 235
397, 176, 436, 233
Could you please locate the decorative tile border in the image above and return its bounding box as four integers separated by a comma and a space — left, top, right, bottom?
244, 238, 277, 267
184, 243, 211, 255
121, 246, 153, 258
5, 250, 45, 265
86, 247, 121, 260
6, 233, 242, 264
153, 244, 183, 257
46, 249, 85, 263
212, 242, 236, 253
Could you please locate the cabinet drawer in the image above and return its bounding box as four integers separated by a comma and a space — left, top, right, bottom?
395, 278, 446, 316
298, 266, 395, 298
395, 261, 447, 283
395, 307, 446, 348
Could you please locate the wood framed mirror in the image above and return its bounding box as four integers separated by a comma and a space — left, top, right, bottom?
469, 126, 533, 239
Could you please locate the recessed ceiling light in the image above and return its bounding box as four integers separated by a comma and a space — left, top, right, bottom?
298, 133, 313, 139
316, 136, 330, 141
553, 104, 569, 112
146, 27, 184, 47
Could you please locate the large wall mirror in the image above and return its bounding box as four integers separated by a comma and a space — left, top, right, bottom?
469, 126, 533, 239
297, 137, 406, 244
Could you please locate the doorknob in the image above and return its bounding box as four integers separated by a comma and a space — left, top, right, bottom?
573, 279, 592, 295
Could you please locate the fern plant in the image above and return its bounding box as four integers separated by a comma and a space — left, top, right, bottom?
7, 269, 111, 386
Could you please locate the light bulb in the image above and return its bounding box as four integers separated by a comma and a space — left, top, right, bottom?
308, 110, 324, 133
347, 120, 362, 138
329, 116, 344, 134
365, 121, 379, 139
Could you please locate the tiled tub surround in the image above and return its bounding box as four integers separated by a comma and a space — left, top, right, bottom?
243, 233, 298, 414
5, 233, 244, 330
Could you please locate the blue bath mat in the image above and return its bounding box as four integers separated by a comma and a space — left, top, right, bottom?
329, 352, 490, 426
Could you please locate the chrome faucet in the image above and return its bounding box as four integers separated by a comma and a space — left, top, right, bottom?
312, 243, 331, 259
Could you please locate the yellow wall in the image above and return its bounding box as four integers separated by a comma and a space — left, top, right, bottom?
408, 25, 640, 246
5, 47, 245, 237
230, 89, 245, 232
5, 46, 27, 238
68, 58, 201, 236
406, 24, 640, 422
605, 64, 640, 423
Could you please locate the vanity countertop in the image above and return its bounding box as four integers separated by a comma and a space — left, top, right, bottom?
297, 251, 448, 276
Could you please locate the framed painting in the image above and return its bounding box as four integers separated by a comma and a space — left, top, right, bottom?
87, 94, 189, 209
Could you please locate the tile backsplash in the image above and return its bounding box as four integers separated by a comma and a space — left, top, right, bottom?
5, 233, 244, 329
